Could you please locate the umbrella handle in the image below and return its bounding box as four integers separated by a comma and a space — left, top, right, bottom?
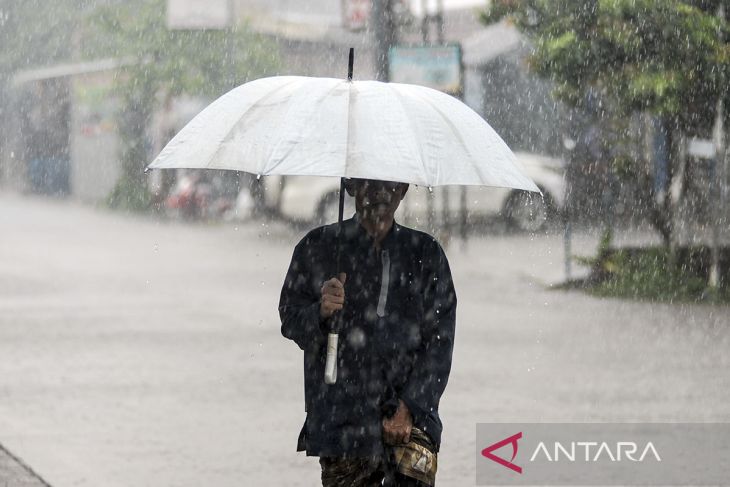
325, 177, 346, 385
324, 333, 338, 384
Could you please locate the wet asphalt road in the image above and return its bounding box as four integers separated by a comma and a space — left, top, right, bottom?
1, 192, 728, 486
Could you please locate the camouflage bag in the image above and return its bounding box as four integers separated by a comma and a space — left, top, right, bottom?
391, 427, 437, 486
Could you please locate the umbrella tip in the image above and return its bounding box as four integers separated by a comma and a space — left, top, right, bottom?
348, 48, 354, 82
144, 166, 152, 174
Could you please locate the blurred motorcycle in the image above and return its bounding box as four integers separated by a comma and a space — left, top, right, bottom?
164, 171, 237, 220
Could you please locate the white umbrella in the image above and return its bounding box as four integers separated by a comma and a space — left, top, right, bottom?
146, 79, 537, 192
146, 50, 539, 384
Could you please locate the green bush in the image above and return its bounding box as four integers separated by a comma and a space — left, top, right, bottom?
576, 246, 730, 304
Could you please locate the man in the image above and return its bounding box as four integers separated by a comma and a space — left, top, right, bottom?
279, 178, 457, 486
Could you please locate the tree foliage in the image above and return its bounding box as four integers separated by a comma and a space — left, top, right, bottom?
484, 0, 729, 256
0, 0, 85, 82
483, 0, 729, 133
83, 0, 280, 211
84, 0, 279, 99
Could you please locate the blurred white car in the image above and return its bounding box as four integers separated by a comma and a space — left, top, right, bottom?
264, 152, 565, 232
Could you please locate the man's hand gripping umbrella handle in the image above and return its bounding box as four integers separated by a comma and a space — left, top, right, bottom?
323, 273, 346, 384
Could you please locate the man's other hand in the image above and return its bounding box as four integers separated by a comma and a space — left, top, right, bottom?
382, 399, 412, 445
320, 273, 346, 320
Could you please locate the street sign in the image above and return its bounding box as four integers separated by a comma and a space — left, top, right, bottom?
388, 44, 462, 94
688, 138, 716, 159
341, 0, 371, 31
342, 0, 411, 31
167, 0, 232, 30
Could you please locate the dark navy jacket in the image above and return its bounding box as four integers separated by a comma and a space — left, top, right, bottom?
279, 215, 457, 458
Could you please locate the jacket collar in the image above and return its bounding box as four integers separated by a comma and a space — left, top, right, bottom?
343, 212, 400, 250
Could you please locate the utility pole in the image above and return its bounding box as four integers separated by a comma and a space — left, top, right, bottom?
421, 0, 444, 44
0, 81, 6, 187
372, 0, 397, 81
709, 4, 727, 290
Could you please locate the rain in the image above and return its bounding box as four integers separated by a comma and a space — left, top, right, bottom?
0, 1, 728, 486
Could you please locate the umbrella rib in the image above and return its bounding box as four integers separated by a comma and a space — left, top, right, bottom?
404, 89, 524, 188
411, 91, 536, 190
410, 90, 540, 190
390, 87, 431, 186
205, 77, 303, 173
408, 89, 474, 183
265, 80, 347, 176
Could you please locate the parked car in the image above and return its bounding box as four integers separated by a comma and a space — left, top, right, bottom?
264, 152, 566, 232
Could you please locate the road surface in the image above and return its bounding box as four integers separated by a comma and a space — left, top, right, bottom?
1, 192, 728, 486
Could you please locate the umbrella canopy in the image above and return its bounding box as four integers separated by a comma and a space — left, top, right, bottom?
146, 75, 539, 192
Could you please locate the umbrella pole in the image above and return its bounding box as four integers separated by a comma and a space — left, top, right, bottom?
325, 48, 354, 385
324, 178, 347, 386
336, 175, 345, 279
337, 46, 353, 271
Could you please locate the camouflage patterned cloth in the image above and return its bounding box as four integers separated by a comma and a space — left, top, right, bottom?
319, 428, 437, 487
391, 427, 437, 486
319, 456, 384, 487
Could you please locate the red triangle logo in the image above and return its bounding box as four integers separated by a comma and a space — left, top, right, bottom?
481, 431, 523, 474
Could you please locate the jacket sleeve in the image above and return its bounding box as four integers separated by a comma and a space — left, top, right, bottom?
401, 240, 457, 432
279, 238, 326, 351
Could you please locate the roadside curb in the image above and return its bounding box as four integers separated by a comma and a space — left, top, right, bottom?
0, 443, 51, 487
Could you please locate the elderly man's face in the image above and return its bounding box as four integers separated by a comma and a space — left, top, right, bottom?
346, 178, 409, 221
